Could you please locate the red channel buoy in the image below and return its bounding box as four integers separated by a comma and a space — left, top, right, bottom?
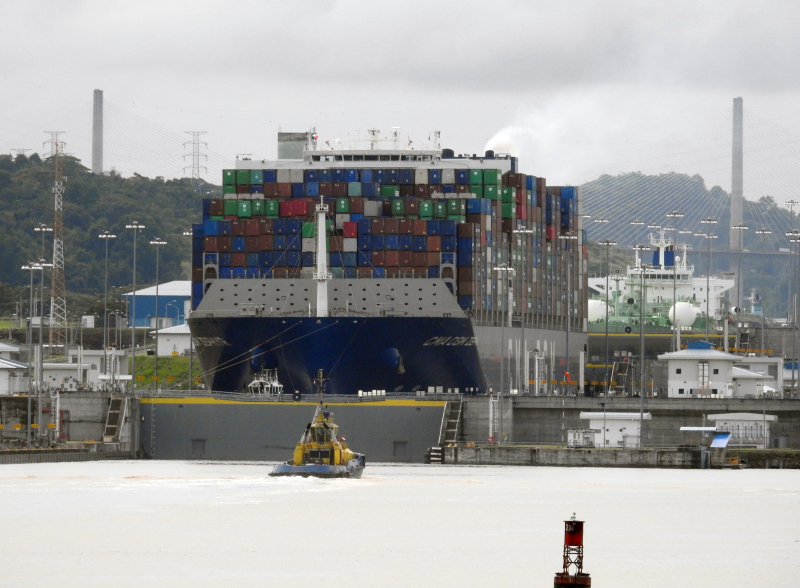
553, 513, 591, 587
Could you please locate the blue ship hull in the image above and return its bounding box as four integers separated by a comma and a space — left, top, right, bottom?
189, 315, 486, 395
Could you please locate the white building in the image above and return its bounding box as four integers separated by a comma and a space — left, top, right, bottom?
660, 347, 784, 398
0, 358, 30, 394
152, 324, 192, 357
708, 413, 777, 449
580, 412, 652, 448
66, 349, 130, 390
0, 342, 21, 361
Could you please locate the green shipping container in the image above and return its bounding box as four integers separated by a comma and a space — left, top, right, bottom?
265, 199, 279, 217
434, 201, 447, 219
502, 203, 515, 218
484, 185, 499, 200
237, 201, 252, 218
501, 187, 515, 203
223, 185, 236, 195
446, 199, 460, 215
392, 199, 405, 216
336, 198, 350, 213
483, 169, 501, 185
419, 201, 433, 218
222, 170, 236, 185
250, 170, 263, 184
469, 169, 483, 185
224, 200, 238, 216
236, 169, 250, 185
302, 222, 315, 238
469, 185, 483, 198
210, 215, 224, 221
327, 219, 335, 234
251, 200, 266, 216
380, 185, 400, 197
347, 182, 361, 197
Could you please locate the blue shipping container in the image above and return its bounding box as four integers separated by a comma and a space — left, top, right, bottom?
330, 252, 343, 267
287, 251, 301, 266
458, 296, 473, 310
305, 182, 319, 197
304, 170, 318, 183
250, 185, 263, 194
286, 219, 302, 234
345, 169, 359, 183
442, 184, 455, 193
562, 186, 576, 200
442, 236, 456, 252
399, 169, 414, 185
427, 267, 440, 278
264, 170, 277, 183
428, 169, 442, 184
332, 169, 345, 182
360, 169, 373, 183
259, 251, 272, 267
358, 251, 371, 267
192, 282, 203, 297
202, 200, 211, 216
358, 218, 372, 234
372, 235, 386, 250
373, 169, 386, 184
386, 169, 399, 184
318, 170, 332, 183
342, 252, 357, 267
302, 252, 314, 267
219, 253, 232, 267
440, 220, 456, 236
455, 169, 469, 184
291, 183, 304, 197
274, 235, 287, 251
204, 252, 218, 265
246, 252, 259, 266
233, 237, 246, 252
427, 220, 441, 236
457, 251, 473, 266
361, 182, 377, 197
384, 235, 399, 250
232, 267, 246, 279
358, 236, 371, 251
219, 267, 233, 279
441, 252, 454, 264
399, 234, 413, 250
413, 236, 427, 251
457, 238, 474, 251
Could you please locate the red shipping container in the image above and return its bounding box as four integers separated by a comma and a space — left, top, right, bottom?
343, 222, 358, 238
415, 184, 430, 197
218, 237, 233, 252
459, 266, 474, 281
427, 236, 441, 251
329, 239, 342, 253
530, 207, 541, 223
413, 220, 428, 235
582, 244, 588, 257
372, 218, 386, 234
293, 199, 310, 217
209, 199, 224, 216
426, 252, 440, 266
276, 183, 292, 197
245, 236, 259, 252
232, 253, 246, 267
516, 189, 526, 205
192, 266, 203, 282
245, 220, 260, 236
398, 219, 413, 234
457, 223, 477, 238
385, 218, 400, 234
399, 252, 413, 267
371, 251, 385, 266
386, 267, 401, 277
413, 252, 427, 266
332, 182, 347, 197
279, 200, 293, 217
516, 204, 528, 220
455, 184, 469, 193
357, 267, 373, 278
263, 183, 278, 197
231, 220, 246, 236
259, 218, 274, 234
319, 182, 333, 196
273, 267, 289, 279
400, 184, 415, 197
225, 215, 237, 221
546, 225, 557, 240
458, 281, 474, 296
204, 236, 219, 252
413, 266, 427, 277
349, 197, 365, 214
480, 231, 486, 247
258, 235, 273, 250
385, 251, 400, 266
406, 198, 420, 215
236, 184, 250, 194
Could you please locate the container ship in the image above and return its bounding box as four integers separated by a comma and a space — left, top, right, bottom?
187, 130, 588, 398
141, 131, 587, 462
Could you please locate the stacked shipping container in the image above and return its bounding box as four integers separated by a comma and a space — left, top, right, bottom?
192, 164, 586, 329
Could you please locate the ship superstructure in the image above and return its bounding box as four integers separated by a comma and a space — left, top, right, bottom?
587, 229, 735, 332
188, 129, 588, 396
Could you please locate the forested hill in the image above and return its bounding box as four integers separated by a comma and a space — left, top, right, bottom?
0, 152, 217, 297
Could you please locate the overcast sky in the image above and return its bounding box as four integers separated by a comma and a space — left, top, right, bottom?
1, 1, 799, 203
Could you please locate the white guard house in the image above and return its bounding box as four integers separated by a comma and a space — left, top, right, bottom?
708, 413, 777, 449
0, 358, 31, 394
580, 412, 652, 448
153, 324, 192, 357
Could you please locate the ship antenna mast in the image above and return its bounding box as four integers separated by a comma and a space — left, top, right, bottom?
314, 195, 332, 317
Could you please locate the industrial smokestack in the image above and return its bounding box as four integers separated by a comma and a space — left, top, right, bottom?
92, 89, 103, 174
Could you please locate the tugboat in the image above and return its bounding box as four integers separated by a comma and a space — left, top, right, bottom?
269, 403, 366, 479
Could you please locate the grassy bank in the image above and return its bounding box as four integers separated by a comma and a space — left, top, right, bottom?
129, 355, 202, 391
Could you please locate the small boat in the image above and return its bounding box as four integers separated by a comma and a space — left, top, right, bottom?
270, 404, 366, 478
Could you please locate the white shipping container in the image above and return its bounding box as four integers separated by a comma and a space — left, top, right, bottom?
335, 213, 350, 230
289, 169, 304, 183
276, 169, 291, 183
430, 191, 446, 199
343, 238, 358, 252
414, 168, 428, 184
364, 201, 380, 217
302, 238, 316, 252
442, 169, 455, 184
300, 267, 315, 279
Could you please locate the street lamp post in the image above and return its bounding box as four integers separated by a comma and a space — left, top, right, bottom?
755, 228, 772, 355
183, 229, 194, 393
21, 262, 42, 446
492, 263, 515, 443
700, 218, 718, 341
558, 234, 578, 393
666, 212, 685, 351
732, 224, 749, 312
99, 231, 117, 387
513, 228, 533, 392
150, 238, 168, 387
789, 234, 800, 395
125, 221, 145, 389
633, 245, 650, 447
36, 260, 52, 439
598, 234, 616, 448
